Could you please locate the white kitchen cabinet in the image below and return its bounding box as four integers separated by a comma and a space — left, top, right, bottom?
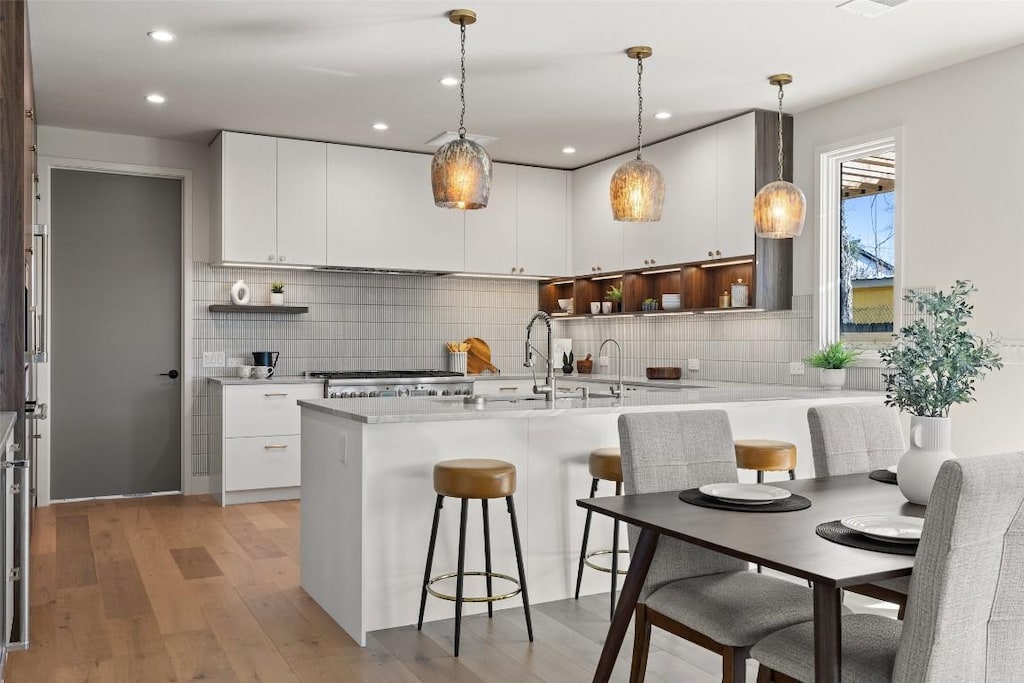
211, 382, 322, 506
516, 166, 569, 277
714, 112, 756, 259
214, 132, 278, 264
465, 162, 518, 275
327, 145, 465, 272
277, 138, 327, 266
571, 157, 625, 276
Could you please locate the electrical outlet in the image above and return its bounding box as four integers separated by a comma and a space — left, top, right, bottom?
687, 358, 700, 371
790, 362, 806, 376
202, 351, 226, 368
227, 357, 246, 367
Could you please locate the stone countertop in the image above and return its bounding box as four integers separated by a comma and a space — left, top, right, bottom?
298, 383, 883, 425
208, 376, 325, 386
471, 372, 716, 389
0, 412, 15, 445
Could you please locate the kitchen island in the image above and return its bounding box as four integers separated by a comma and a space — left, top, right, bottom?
298, 382, 884, 645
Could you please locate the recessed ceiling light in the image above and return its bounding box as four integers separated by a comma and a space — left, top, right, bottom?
562, 147, 576, 154
654, 111, 672, 120
146, 93, 166, 104
147, 30, 175, 42
372, 122, 389, 131
439, 76, 459, 86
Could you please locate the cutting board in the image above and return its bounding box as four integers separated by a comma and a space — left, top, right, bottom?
464, 337, 500, 375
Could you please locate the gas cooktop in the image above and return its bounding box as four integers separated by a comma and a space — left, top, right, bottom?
305, 370, 465, 380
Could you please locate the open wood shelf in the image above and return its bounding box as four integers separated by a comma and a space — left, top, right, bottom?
208, 305, 310, 314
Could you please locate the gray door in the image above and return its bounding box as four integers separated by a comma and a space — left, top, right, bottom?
51, 170, 182, 498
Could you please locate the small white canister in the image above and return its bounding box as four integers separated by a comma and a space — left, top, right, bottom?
730, 278, 749, 308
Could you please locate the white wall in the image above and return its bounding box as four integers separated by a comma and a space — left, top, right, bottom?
36, 126, 211, 260
792, 44, 1024, 457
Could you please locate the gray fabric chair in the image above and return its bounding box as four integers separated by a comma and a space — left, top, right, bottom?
808, 404, 911, 617
752, 452, 1024, 683
618, 410, 821, 683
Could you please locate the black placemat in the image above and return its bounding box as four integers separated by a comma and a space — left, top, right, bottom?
679, 488, 811, 513
869, 470, 898, 485
815, 520, 918, 555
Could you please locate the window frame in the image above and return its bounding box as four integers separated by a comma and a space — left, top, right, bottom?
815, 130, 903, 365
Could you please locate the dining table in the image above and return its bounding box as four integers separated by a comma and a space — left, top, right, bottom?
577, 472, 924, 683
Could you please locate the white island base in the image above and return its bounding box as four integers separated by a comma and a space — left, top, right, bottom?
299, 389, 883, 645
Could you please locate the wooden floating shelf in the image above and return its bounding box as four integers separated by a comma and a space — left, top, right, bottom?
208, 305, 310, 314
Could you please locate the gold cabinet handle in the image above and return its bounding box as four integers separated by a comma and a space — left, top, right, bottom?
264, 444, 289, 450
264, 392, 289, 397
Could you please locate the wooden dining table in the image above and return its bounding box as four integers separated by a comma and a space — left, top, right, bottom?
577, 473, 924, 683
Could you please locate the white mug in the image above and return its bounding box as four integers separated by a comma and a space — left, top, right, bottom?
238, 365, 254, 379
254, 366, 273, 379
601, 301, 612, 314
590, 302, 601, 315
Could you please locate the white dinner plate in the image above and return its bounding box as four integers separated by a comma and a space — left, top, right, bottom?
698, 483, 792, 505
840, 514, 923, 543
886, 465, 898, 474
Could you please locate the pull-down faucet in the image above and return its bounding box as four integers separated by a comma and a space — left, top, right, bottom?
598, 338, 624, 398
524, 311, 556, 401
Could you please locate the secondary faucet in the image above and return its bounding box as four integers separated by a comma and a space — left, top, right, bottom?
524, 311, 556, 401
598, 338, 624, 398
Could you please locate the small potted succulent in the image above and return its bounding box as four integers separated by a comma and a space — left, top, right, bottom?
805, 341, 861, 390
642, 297, 658, 312
561, 351, 575, 375
270, 281, 285, 306
605, 283, 624, 312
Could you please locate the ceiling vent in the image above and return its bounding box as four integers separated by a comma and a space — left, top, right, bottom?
836, 0, 909, 17
425, 131, 499, 147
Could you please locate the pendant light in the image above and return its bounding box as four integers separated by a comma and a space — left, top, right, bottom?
431, 9, 491, 210
609, 46, 664, 222
753, 74, 806, 238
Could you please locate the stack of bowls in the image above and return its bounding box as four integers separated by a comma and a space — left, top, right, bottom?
662, 293, 681, 311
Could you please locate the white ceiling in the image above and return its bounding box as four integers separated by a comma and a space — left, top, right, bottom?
28, 0, 1024, 169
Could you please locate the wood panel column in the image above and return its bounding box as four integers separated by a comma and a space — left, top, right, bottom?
753, 109, 795, 311
0, 0, 27, 447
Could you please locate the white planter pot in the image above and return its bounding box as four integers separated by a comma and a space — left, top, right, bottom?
897, 416, 955, 505
819, 368, 846, 390
270, 292, 285, 306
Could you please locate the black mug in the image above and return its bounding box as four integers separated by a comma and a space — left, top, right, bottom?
252, 351, 280, 373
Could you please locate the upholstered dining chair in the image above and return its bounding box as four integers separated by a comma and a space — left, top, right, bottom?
752, 451, 1024, 683
808, 404, 910, 618
618, 410, 822, 683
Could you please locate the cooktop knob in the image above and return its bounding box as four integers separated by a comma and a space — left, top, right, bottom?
398, 388, 410, 397
359, 391, 368, 398
368, 391, 380, 398
428, 389, 438, 396
441, 389, 451, 396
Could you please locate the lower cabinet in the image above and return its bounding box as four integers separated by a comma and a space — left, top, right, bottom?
210, 382, 322, 506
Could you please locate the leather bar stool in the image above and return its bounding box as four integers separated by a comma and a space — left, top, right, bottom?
734, 439, 797, 574
417, 458, 533, 656
574, 446, 628, 620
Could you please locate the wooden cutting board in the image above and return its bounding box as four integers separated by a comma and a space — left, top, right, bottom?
464, 337, 500, 375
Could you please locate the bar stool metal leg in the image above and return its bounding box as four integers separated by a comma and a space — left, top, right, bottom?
574, 478, 599, 600
454, 498, 469, 656
609, 481, 622, 620
482, 498, 493, 618
506, 495, 533, 642
418, 494, 444, 630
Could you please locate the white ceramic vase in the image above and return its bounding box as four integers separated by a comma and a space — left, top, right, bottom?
270, 292, 284, 306
897, 416, 955, 505
820, 368, 846, 390
229, 279, 250, 305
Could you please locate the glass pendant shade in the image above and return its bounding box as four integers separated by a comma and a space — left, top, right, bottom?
753, 179, 806, 238
431, 137, 492, 210
610, 158, 665, 222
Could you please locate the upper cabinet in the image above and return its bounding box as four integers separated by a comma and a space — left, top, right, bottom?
464, 163, 518, 275
571, 156, 626, 276
211, 132, 328, 267
327, 145, 465, 272
713, 113, 756, 260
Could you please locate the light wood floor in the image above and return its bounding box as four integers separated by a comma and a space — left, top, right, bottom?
7, 495, 893, 682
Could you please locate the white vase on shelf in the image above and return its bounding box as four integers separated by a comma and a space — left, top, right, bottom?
270, 292, 284, 306
230, 280, 250, 305
898, 416, 955, 505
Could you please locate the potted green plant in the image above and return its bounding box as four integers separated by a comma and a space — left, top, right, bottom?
270, 281, 285, 306
879, 280, 1002, 504
605, 283, 623, 312
804, 341, 861, 390
642, 297, 658, 312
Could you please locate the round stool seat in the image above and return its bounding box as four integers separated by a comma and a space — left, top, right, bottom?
433, 459, 516, 499
734, 439, 797, 472
589, 447, 622, 483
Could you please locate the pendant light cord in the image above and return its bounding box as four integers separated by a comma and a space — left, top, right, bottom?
776, 82, 785, 180
636, 56, 645, 160
458, 20, 467, 138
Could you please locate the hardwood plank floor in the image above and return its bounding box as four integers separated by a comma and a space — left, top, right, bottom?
7, 495, 893, 682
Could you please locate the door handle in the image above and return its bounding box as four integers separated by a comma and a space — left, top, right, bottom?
4, 459, 30, 651
159, 370, 179, 379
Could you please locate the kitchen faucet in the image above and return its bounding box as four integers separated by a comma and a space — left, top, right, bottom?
598, 338, 624, 398
524, 311, 556, 401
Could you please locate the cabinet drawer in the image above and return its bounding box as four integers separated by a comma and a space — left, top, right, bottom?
225, 435, 301, 491
473, 379, 537, 396
224, 384, 322, 438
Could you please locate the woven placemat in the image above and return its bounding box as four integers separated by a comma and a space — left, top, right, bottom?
815, 520, 918, 555
869, 470, 898, 485
679, 488, 811, 513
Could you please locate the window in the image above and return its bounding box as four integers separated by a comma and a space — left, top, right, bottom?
817, 133, 900, 355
